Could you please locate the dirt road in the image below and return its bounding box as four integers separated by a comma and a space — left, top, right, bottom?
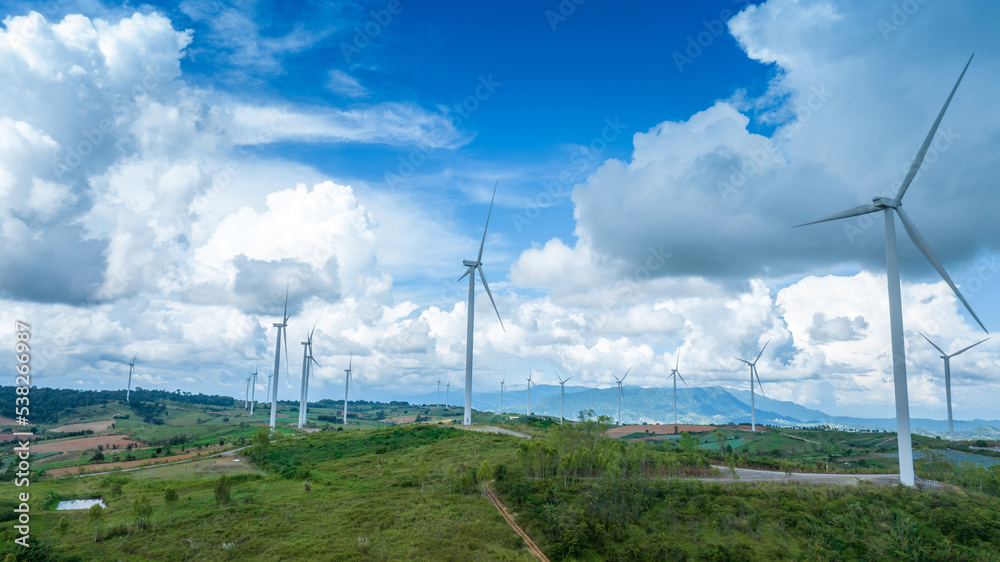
454, 425, 532, 439
484, 483, 549, 562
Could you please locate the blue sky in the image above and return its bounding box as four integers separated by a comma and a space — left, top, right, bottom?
1, 0, 999, 422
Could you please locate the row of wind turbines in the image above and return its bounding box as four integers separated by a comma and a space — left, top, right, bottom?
118, 56, 987, 490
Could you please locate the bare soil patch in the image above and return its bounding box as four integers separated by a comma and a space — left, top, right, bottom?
51, 420, 114, 433
45, 445, 228, 477
33, 434, 144, 454
0, 416, 19, 425
606, 424, 721, 439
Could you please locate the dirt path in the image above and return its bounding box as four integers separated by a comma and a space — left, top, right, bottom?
779, 432, 820, 445
484, 482, 549, 562
703, 465, 900, 485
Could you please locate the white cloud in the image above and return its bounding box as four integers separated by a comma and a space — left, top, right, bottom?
326, 69, 369, 98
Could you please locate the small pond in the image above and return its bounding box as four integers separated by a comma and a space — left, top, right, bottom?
56, 499, 107, 510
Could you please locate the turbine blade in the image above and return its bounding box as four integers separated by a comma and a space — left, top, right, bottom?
754, 366, 765, 398
457, 266, 474, 283
553, 368, 563, 383
677, 371, 689, 388
896, 54, 974, 202
565, 376, 573, 383
477, 181, 498, 264
795, 204, 881, 228
675, 349, 680, 371
735, 357, 752, 366
477, 265, 505, 332
918, 332, 947, 356
622, 367, 631, 382
754, 339, 770, 364
282, 282, 289, 323
951, 337, 989, 358
896, 207, 987, 332
309, 320, 317, 341
132, 352, 138, 363
349, 348, 353, 371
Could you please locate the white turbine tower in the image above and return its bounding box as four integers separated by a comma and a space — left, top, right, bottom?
244, 374, 251, 410
445, 380, 450, 410
526, 366, 536, 416
668, 351, 689, 425
265, 372, 273, 408
736, 339, 768, 432
458, 182, 505, 426
500, 370, 506, 415
553, 369, 573, 424
126, 353, 137, 403
299, 324, 319, 429
249, 363, 258, 416
342, 350, 352, 426
612, 368, 630, 426
269, 288, 290, 434
436, 377, 441, 408
796, 55, 985, 486
919, 332, 989, 441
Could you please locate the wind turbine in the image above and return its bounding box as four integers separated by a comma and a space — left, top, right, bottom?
269, 287, 290, 434
244, 374, 251, 410
553, 369, 573, 424
436, 377, 441, 408
445, 380, 450, 410
500, 370, 506, 415
668, 351, 689, 425
299, 324, 319, 429
612, 369, 630, 426
736, 339, 768, 432
796, 55, 985, 486
457, 182, 505, 426
265, 372, 273, 408
342, 350, 352, 426
919, 332, 989, 441
526, 365, 537, 416
126, 353, 137, 402
249, 363, 258, 416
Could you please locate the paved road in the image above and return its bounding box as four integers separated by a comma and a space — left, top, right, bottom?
702, 465, 901, 485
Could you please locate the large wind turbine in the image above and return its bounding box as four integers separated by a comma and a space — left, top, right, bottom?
612, 369, 630, 426
269, 288, 290, 434
126, 353, 137, 402
735, 340, 768, 432
298, 325, 319, 429
553, 369, 573, 424
796, 55, 985, 486
668, 351, 689, 425
342, 350, 352, 426
457, 182, 505, 426
919, 332, 989, 441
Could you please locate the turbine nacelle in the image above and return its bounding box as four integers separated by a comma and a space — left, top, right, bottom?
462, 260, 480, 268
872, 196, 900, 209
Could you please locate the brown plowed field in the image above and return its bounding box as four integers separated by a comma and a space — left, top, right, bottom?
32, 435, 143, 453
51, 420, 114, 433
606, 424, 724, 439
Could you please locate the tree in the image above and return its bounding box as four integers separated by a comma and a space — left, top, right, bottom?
214, 474, 232, 506
477, 460, 493, 496
56, 516, 69, 535
164, 487, 179, 524
251, 427, 271, 464
133, 495, 152, 530
88, 504, 104, 542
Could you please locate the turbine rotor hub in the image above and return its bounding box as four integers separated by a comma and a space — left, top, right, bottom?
872, 196, 900, 209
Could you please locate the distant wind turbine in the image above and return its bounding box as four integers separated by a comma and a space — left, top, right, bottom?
126, 353, 137, 403
458, 182, 505, 426
553, 369, 573, 424
342, 350, 352, 426
526, 365, 537, 416
668, 351, 689, 425
298, 324, 319, 429
796, 55, 985, 486
244, 374, 251, 410
249, 362, 259, 416
735, 339, 768, 432
500, 370, 506, 415
265, 372, 273, 408
269, 286, 290, 434
445, 380, 450, 410
436, 377, 441, 408
612, 368, 631, 426
919, 332, 989, 441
